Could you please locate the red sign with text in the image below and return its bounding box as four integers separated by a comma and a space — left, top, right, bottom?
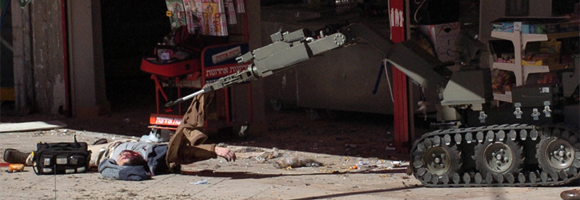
203, 64, 249, 83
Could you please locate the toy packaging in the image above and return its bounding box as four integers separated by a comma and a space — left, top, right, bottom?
183, 0, 200, 33
201, 0, 228, 36
226, 0, 237, 24
166, 0, 187, 30
236, 0, 245, 13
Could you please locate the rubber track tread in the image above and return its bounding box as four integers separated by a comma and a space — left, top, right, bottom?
411, 124, 580, 187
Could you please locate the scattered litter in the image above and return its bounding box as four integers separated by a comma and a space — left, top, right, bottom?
190, 179, 209, 185
392, 161, 404, 167
274, 156, 323, 169
238, 147, 264, 153
357, 161, 369, 166
319, 169, 338, 173
374, 160, 409, 170
6, 164, 24, 173
140, 131, 160, 143
256, 147, 281, 163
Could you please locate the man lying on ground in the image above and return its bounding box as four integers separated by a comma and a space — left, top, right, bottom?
3, 93, 235, 181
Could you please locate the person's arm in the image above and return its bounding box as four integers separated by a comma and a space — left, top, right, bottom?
215, 146, 236, 162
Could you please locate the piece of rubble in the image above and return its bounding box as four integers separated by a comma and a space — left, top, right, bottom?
273, 156, 323, 169
255, 147, 281, 163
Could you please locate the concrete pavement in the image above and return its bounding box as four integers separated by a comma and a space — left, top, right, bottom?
0, 127, 577, 200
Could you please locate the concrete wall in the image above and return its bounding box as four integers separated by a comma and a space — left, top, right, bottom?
11, 0, 109, 117
67, 0, 109, 118
30, 0, 65, 114
246, 0, 267, 133
0, 0, 14, 96
11, 0, 37, 115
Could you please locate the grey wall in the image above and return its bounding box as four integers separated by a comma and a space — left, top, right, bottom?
30, 0, 65, 114
11, 0, 109, 117
67, 0, 109, 118
11, 0, 66, 115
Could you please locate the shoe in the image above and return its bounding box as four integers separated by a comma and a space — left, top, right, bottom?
93, 138, 108, 145
561, 189, 580, 200
2, 148, 31, 164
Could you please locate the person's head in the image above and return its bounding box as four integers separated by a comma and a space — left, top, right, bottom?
117, 150, 146, 166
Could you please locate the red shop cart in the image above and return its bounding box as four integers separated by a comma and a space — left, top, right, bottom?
141, 41, 253, 138
140, 1, 252, 138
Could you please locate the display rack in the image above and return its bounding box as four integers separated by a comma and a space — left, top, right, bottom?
140, 0, 252, 137
490, 30, 579, 102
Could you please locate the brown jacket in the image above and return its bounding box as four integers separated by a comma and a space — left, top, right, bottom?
165, 93, 216, 171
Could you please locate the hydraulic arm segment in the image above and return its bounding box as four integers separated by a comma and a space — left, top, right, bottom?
164, 26, 347, 107
167, 23, 580, 187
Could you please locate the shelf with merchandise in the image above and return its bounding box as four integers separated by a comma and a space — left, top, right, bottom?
489, 29, 578, 102
491, 31, 579, 49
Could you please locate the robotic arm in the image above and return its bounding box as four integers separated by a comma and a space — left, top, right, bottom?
165, 22, 452, 108
165, 26, 347, 107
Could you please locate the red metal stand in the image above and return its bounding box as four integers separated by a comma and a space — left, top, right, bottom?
141, 41, 253, 132
140, 1, 252, 133
389, 0, 410, 153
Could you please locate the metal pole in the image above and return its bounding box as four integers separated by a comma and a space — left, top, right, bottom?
389, 0, 410, 153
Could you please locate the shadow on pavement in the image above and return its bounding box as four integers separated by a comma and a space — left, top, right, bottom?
291, 185, 423, 200
180, 168, 409, 180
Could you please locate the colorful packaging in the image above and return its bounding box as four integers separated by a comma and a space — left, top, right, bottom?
501, 22, 514, 32
166, 0, 187, 30
539, 40, 561, 65
193, 0, 205, 35
201, 0, 228, 36
236, 0, 245, 13
183, 0, 197, 33
226, 0, 237, 24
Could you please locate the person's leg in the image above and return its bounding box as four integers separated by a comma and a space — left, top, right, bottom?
2, 149, 32, 165
166, 94, 211, 169
148, 144, 171, 175
177, 143, 236, 164
177, 143, 217, 164
87, 143, 110, 168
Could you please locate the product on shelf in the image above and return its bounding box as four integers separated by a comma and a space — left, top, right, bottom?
491, 69, 515, 94
491, 17, 576, 34
166, 0, 187, 30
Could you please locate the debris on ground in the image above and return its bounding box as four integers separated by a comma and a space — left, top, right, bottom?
7, 164, 24, 173
273, 156, 324, 169
235, 147, 264, 153
255, 147, 281, 163
190, 179, 209, 185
